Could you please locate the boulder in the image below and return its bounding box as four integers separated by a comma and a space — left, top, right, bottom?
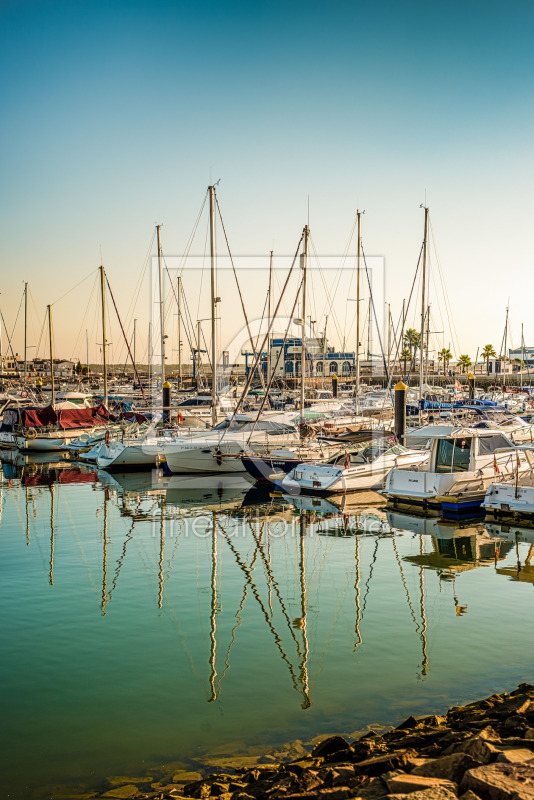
495, 750, 534, 764
312, 737, 351, 759
105, 776, 154, 788
461, 761, 534, 800
353, 749, 417, 776
385, 774, 458, 794
412, 753, 482, 783
453, 728, 501, 764
172, 771, 204, 784
101, 786, 140, 799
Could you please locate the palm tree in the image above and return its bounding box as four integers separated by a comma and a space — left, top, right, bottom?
400, 348, 412, 374
458, 354, 472, 373
481, 344, 496, 376
404, 328, 420, 356
438, 347, 453, 376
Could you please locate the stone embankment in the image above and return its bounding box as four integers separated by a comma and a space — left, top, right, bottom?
65, 684, 534, 800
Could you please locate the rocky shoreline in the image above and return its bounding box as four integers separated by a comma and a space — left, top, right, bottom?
45, 683, 534, 800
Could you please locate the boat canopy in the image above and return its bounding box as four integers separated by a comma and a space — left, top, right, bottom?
3, 404, 111, 430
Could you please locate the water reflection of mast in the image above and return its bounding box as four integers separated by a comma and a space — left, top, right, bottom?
354, 531, 362, 650
208, 511, 218, 702
49, 483, 55, 585
101, 490, 109, 615
218, 521, 306, 705
418, 537, 429, 676
25, 488, 30, 546
295, 515, 311, 709
158, 510, 164, 609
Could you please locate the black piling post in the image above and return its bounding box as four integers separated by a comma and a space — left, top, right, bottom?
332, 373, 338, 398
163, 380, 171, 423
394, 380, 407, 443
468, 372, 475, 400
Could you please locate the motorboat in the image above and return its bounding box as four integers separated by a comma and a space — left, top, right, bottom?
384, 427, 528, 517
277, 437, 429, 495
483, 444, 534, 523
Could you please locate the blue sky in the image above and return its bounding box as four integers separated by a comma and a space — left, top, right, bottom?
1, 0, 533, 365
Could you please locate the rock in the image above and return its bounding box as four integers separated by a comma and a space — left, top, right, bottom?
412, 753, 482, 783
453, 728, 501, 764
101, 786, 140, 799
396, 716, 420, 730
461, 761, 534, 800
525, 729, 534, 741
105, 776, 154, 788
353, 749, 417, 776
459, 791, 483, 800
385, 791, 457, 800
418, 716, 447, 728
494, 697, 531, 718
258, 754, 278, 764
171, 771, 204, 784
312, 736, 351, 758
406, 757, 436, 770
496, 749, 534, 764
385, 774, 458, 794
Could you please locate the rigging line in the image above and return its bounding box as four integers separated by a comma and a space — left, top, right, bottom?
105, 274, 149, 406
246, 275, 303, 444
386, 241, 424, 391
429, 217, 462, 357
69, 273, 99, 362
196, 216, 210, 326
8, 289, 24, 345
163, 264, 197, 362
309, 237, 345, 346
361, 246, 390, 387
122, 229, 157, 336
391, 538, 421, 633
50, 268, 96, 307
0, 305, 24, 380
218, 229, 305, 439
215, 196, 267, 393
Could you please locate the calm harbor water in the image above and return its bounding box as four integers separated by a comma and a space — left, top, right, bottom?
1, 452, 534, 799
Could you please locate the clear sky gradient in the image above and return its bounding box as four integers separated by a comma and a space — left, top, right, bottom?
1, 0, 533, 367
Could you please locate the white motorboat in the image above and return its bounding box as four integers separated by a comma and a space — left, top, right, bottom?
384, 427, 528, 515
278, 438, 429, 495
483, 444, 534, 522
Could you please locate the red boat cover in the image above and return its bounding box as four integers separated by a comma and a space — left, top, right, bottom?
21, 405, 111, 429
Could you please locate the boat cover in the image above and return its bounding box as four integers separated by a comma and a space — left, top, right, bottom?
18, 404, 112, 429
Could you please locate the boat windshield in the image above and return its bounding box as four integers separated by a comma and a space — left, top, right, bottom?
435, 437, 472, 473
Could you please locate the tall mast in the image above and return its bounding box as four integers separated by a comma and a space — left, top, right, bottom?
23, 282, 28, 384
148, 322, 152, 389
133, 319, 137, 372
322, 314, 328, 389
300, 226, 309, 424
47, 304, 55, 408
86, 329, 89, 379
503, 302, 509, 389
521, 323, 525, 391
419, 206, 429, 399
177, 276, 182, 386
100, 264, 108, 408
156, 224, 166, 392
267, 251, 273, 389
209, 186, 218, 426
355, 210, 362, 411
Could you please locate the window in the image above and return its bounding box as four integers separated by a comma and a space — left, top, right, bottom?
342, 360, 351, 375
435, 438, 472, 473
316, 361, 323, 374
329, 361, 338, 374
478, 434, 513, 455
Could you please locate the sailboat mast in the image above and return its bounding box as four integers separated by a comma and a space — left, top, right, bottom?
47, 304, 55, 408
100, 264, 108, 408
156, 225, 166, 391
209, 186, 218, 426
177, 276, 182, 386
503, 303, 509, 389
355, 210, 362, 410
267, 251, 273, 389
521, 323, 525, 391
300, 226, 309, 424
23, 282, 27, 384
419, 206, 429, 399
